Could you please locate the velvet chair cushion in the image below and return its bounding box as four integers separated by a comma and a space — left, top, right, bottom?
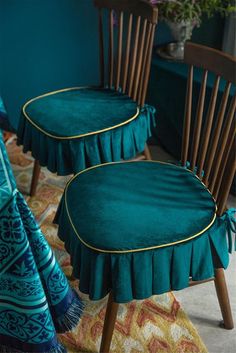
63, 161, 216, 252
23, 87, 138, 138
55, 161, 235, 302
18, 87, 155, 175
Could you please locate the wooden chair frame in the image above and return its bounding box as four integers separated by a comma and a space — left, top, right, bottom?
29, 0, 158, 197
94, 0, 158, 106
181, 42, 236, 217
100, 42, 236, 352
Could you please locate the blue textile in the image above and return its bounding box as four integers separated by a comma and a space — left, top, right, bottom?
0, 131, 83, 353
0, 97, 13, 132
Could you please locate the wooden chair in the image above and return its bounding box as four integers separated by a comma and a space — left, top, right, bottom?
17, 0, 158, 196
182, 42, 236, 214
55, 43, 235, 352
182, 40, 236, 322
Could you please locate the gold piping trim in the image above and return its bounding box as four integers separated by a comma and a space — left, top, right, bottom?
64, 160, 217, 254
22, 86, 139, 140
194, 172, 217, 203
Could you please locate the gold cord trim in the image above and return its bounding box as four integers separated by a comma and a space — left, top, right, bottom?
64, 160, 217, 254
22, 86, 139, 140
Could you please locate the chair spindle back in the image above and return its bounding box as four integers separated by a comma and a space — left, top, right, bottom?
94, 0, 158, 107
181, 42, 236, 216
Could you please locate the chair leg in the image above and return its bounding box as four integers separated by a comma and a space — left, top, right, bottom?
30, 160, 41, 197
100, 292, 119, 353
143, 143, 152, 160
214, 268, 234, 329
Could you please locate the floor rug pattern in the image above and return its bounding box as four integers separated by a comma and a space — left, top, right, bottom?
5, 136, 208, 353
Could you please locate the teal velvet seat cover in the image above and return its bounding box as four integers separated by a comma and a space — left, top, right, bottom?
55, 161, 235, 303
17, 87, 156, 175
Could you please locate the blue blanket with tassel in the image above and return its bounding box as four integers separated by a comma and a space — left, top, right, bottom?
0, 131, 83, 353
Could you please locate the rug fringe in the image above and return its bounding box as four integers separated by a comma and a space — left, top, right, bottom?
56, 289, 85, 333
0, 343, 67, 353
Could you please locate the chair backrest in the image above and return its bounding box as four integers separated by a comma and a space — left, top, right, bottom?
181, 42, 236, 216
94, 0, 158, 107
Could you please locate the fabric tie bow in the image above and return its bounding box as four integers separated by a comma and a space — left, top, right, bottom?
220, 208, 236, 253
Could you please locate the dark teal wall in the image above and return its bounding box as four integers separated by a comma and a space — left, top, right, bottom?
0, 0, 224, 131
0, 0, 99, 130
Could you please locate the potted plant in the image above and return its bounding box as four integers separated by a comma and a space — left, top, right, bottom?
150, 0, 236, 60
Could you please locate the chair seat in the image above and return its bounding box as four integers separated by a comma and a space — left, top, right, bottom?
23, 87, 138, 138
18, 87, 155, 175
64, 161, 216, 252
55, 160, 232, 302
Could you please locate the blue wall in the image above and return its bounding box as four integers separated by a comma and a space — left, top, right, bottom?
0, 0, 224, 131
0, 0, 99, 130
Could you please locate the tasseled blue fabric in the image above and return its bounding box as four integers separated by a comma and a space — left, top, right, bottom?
0, 344, 67, 353
0, 133, 84, 353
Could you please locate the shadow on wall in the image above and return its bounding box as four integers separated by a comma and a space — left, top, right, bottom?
0, 0, 100, 131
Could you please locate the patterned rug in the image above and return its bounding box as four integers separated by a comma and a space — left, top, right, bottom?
5, 136, 209, 353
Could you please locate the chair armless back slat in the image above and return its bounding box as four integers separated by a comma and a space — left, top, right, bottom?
122, 13, 133, 93
128, 16, 141, 97
109, 9, 114, 88
213, 123, 236, 201
139, 24, 156, 107
190, 69, 208, 171
209, 95, 236, 193
137, 22, 153, 105
181, 65, 193, 167
197, 75, 220, 178
217, 144, 236, 215
94, 0, 158, 106
203, 81, 232, 186
115, 11, 124, 90
132, 19, 147, 101
182, 42, 236, 216
98, 9, 105, 87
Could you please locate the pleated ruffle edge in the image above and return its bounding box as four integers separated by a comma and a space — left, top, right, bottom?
54, 200, 236, 303
17, 105, 156, 175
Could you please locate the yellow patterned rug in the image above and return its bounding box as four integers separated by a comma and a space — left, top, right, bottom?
6, 136, 209, 353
